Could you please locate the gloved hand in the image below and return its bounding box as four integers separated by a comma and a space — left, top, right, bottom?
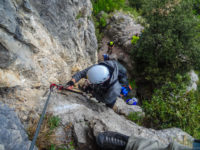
66, 81, 74, 86
121, 86, 129, 97
65, 80, 75, 90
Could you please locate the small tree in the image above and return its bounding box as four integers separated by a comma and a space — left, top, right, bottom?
92, 0, 125, 15
133, 0, 200, 91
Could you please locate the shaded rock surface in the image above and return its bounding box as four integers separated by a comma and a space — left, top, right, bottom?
0, 102, 37, 150
106, 12, 144, 52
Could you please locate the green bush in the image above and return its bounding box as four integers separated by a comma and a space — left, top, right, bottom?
127, 112, 144, 125
99, 12, 108, 28
128, 0, 145, 10
48, 116, 61, 130
92, 15, 104, 44
142, 74, 200, 138
132, 0, 200, 91
92, 0, 126, 15
193, 0, 200, 15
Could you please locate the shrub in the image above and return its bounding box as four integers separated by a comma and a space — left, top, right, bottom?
127, 112, 144, 125
142, 74, 200, 138
27, 114, 69, 149
49, 115, 61, 130
128, 0, 145, 10
99, 12, 108, 28
193, 0, 200, 15
92, 15, 104, 44
92, 0, 126, 15
132, 0, 200, 92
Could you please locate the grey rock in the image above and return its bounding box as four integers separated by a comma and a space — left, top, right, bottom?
0, 0, 97, 88
0, 145, 4, 150
115, 97, 143, 116
74, 122, 89, 145
0, 43, 17, 69
30, 0, 97, 64
107, 12, 144, 52
0, 0, 18, 34
0, 102, 37, 150
47, 92, 193, 148
23, 0, 32, 12
187, 70, 199, 92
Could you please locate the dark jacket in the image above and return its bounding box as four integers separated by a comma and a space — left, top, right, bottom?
72, 60, 127, 105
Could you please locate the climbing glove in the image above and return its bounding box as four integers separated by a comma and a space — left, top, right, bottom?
66, 80, 75, 87
64, 80, 75, 90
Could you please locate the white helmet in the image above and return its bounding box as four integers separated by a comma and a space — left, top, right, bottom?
87, 65, 110, 84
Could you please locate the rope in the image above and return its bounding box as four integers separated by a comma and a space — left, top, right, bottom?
29, 84, 86, 150
29, 88, 53, 150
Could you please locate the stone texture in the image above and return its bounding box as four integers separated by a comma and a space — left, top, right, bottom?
115, 97, 143, 116
187, 70, 199, 92
0, 0, 97, 90
0, 1, 195, 149
0, 102, 37, 150
0, 43, 17, 69
46, 91, 193, 149
106, 12, 144, 52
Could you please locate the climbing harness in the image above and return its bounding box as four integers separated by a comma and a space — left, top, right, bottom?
29, 83, 84, 150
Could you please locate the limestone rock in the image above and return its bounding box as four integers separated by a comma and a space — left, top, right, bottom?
46, 91, 193, 148
107, 12, 144, 52
0, 0, 97, 114
115, 97, 143, 116
0, 102, 37, 150
187, 70, 199, 92
0, 0, 97, 90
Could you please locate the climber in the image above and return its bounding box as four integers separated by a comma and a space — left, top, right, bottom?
65, 59, 129, 109
107, 41, 114, 54
102, 54, 136, 105
131, 33, 139, 45
96, 131, 199, 150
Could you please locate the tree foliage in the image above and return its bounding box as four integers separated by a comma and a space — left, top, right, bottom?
128, 0, 145, 10
92, 0, 125, 15
132, 0, 200, 90
142, 74, 200, 138
193, 0, 200, 15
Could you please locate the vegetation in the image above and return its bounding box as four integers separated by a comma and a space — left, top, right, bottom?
132, 0, 200, 91
128, 75, 200, 138
125, 0, 200, 139
91, 0, 140, 44
143, 74, 200, 138
127, 112, 144, 126
28, 114, 75, 150
92, 0, 125, 15
92, 0, 200, 139
128, 0, 145, 11
193, 0, 200, 15
49, 115, 61, 130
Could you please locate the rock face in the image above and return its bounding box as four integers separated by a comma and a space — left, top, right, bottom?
0, 0, 97, 89
0, 1, 195, 149
46, 91, 193, 149
0, 102, 37, 150
187, 70, 199, 92
107, 12, 144, 52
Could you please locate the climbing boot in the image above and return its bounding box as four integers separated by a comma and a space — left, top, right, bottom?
96, 131, 129, 150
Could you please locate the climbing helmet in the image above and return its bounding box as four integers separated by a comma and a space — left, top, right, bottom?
87, 65, 110, 84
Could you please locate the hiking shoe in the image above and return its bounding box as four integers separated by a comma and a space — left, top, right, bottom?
96, 131, 129, 150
